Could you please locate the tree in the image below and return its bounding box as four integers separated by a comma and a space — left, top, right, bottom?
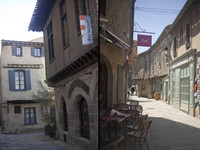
32, 80, 55, 127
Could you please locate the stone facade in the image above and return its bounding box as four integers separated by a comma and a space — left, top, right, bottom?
0, 39, 46, 133
100, 0, 135, 113
133, 0, 200, 117
133, 25, 170, 98
29, 0, 98, 149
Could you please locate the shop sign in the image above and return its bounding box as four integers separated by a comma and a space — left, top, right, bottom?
137, 34, 152, 47
80, 15, 93, 45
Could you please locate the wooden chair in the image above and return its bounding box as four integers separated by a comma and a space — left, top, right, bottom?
126, 114, 148, 132
100, 136, 124, 150
124, 120, 152, 150
126, 109, 139, 125
136, 105, 143, 115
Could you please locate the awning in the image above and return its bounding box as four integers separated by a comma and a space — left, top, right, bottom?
100, 25, 131, 53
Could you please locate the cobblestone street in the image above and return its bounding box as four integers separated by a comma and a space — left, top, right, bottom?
0, 132, 81, 150
120, 96, 200, 150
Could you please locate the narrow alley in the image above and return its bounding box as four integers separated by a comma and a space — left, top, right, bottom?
121, 96, 200, 150
0, 132, 81, 150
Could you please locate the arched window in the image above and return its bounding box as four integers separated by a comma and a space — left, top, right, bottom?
63, 100, 68, 131
79, 97, 90, 139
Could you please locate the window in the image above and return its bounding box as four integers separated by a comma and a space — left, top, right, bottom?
15, 71, 25, 90
24, 107, 36, 125
74, 0, 89, 34
60, 0, 69, 48
186, 24, 190, 43
144, 60, 147, 71
159, 50, 161, 68
186, 24, 190, 49
79, 98, 90, 139
180, 25, 183, 45
12, 46, 22, 57
31, 48, 44, 57
47, 21, 55, 62
100, 0, 106, 16
173, 37, 177, 57
14, 106, 21, 114
9, 70, 31, 91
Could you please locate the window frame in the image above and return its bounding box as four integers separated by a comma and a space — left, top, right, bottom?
34, 48, 41, 57
24, 107, 36, 125
47, 21, 55, 63
100, 0, 106, 16
14, 106, 21, 114
14, 70, 25, 91
60, 0, 69, 49
74, 0, 90, 35
16, 47, 22, 56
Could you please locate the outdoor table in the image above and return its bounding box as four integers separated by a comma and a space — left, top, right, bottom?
101, 109, 130, 137
114, 107, 129, 113
126, 103, 138, 109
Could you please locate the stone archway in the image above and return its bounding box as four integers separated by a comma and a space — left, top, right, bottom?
100, 54, 113, 110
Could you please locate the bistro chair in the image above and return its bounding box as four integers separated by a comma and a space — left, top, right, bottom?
126, 114, 148, 132
124, 120, 152, 150
126, 109, 139, 125
136, 105, 143, 115
100, 136, 124, 150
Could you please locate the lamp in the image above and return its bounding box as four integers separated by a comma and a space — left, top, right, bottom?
164, 46, 168, 56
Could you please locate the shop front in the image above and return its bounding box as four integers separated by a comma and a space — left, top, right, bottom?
170, 49, 196, 115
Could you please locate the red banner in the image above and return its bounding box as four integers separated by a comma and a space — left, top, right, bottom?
137, 34, 152, 47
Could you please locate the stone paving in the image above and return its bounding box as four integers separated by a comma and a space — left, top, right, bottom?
0, 132, 81, 150
119, 96, 200, 150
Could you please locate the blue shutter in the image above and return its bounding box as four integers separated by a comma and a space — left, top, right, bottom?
21, 47, 23, 57
31, 48, 35, 56
9, 70, 15, 90
25, 70, 31, 90
41, 48, 45, 57
12, 47, 17, 56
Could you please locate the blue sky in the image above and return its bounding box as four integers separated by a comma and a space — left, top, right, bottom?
134, 0, 187, 53
0, 0, 42, 41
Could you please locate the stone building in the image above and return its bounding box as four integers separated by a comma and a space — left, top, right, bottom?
133, 25, 171, 99
167, 0, 199, 116
133, 0, 200, 118
29, 0, 98, 149
100, 0, 136, 114
0, 38, 45, 133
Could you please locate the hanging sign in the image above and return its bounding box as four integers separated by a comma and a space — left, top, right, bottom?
80, 15, 93, 45
137, 34, 152, 47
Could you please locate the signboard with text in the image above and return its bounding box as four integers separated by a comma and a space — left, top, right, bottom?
80, 15, 93, 45
137, 34, 152, 47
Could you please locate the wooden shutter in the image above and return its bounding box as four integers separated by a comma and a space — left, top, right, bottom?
175, 68, 180, 103
189, 63, 194, 107
41, 48, 45, 57
9, 70, 15, 90
25, 70, 31, 90
31, 48, 35, 56
12, 47, 17, 56
117, 65, 123, 102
